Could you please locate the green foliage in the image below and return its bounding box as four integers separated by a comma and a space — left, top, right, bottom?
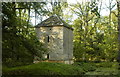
71, 1, 118, 62
49, 2, 68, 16
2, 62, 85, 75
73, 62, 96, 72
85, 62, 118, 75
2, 2, 47, 67
2, 0, 119, 70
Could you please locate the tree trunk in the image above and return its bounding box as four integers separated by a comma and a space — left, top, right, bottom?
117, 1, 120, 63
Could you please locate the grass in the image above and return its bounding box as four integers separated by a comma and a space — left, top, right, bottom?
2, 62, 85, 75
85, 62, 118, 75
2, 61, 119, 76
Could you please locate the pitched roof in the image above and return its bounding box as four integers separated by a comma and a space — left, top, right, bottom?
35, 15, 73, 30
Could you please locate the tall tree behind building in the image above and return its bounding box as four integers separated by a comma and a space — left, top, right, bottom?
117, 1, 120, 63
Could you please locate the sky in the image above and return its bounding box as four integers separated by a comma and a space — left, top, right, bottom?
31, 0, 117, 26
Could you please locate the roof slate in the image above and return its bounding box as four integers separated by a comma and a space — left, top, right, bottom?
35, 15, 73, 30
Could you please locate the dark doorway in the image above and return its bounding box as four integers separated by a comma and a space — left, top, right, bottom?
47, 54, 49, 59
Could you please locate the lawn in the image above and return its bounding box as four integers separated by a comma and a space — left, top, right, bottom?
2, 62, 119, 76
3, 62, 85, 75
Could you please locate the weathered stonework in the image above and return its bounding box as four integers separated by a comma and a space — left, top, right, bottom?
35, 15, 73, 64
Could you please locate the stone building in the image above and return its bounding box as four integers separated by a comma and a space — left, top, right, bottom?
35, 15, 73, 64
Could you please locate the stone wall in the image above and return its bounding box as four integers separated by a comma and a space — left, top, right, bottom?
63, 27, 73, 60
35, 26, 73, 64
36, 26, 64, 60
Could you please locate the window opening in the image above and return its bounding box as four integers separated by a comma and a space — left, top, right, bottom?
48, 36, 50, 42
47, 54, 49, 59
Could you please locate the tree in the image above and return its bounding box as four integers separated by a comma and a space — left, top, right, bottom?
2, 2, 47, 67
117, 1, 120, 63
70, 0, 102, 61
70, 0, 118, 62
